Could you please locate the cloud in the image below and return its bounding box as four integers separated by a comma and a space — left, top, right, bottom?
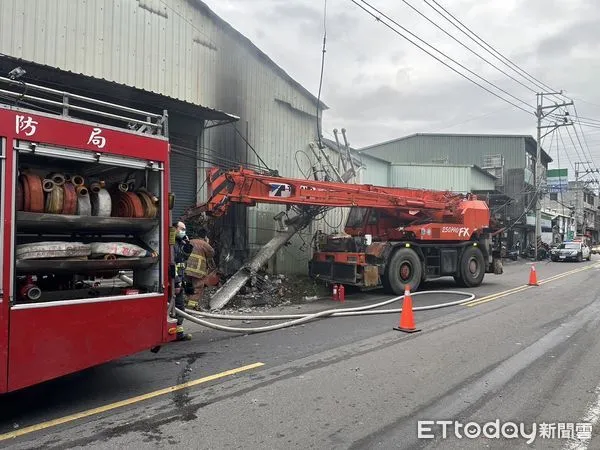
204, 0, 600, 158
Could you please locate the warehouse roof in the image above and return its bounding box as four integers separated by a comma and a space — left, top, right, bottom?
0, 55, 239, 125
359, 133, 553, 163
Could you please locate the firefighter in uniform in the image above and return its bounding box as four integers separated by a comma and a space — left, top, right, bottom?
172, 221, 193, 341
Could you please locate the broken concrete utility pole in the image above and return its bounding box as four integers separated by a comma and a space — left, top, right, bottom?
209, 212, 314, 310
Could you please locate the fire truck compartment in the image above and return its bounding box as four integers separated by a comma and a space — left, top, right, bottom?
14, 149, 164, 305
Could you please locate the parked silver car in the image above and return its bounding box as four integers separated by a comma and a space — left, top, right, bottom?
550, 241, 591, 262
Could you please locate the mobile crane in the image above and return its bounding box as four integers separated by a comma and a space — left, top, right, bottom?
185, 167, 503, 299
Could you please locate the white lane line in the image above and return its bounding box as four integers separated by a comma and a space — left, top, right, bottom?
564, 385, 600, 450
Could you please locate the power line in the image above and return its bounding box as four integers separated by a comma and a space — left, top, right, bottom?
422, 0, 566, 103
228, 123, 273, 172
399, 0, 539, 95
570, 114, 600, 125
564, 126, 598, 184
564, 126, 589, 171
316, 0, 327, 148
350, 0, 536, 115
429, 105, 513, 132
571, 104, 599, 175
572, 98, 600, 109
557, 127, 576, 173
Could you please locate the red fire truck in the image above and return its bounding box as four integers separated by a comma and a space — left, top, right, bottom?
0, 78, 178, 393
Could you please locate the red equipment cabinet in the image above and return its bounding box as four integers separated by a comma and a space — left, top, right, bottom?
0, 82, 178, 393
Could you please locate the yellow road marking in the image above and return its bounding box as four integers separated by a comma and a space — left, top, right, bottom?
465, 263, 600, 307
462, 284, 530, 306
0, 362, 264, 442
465, 285, 531, 307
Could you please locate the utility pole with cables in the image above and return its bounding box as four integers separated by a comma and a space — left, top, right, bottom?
574, 162, 600, 237
535, 92, 573, 260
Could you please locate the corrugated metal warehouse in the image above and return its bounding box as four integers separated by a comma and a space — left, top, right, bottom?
359, 133, 551, 171
0, 0, 352, 274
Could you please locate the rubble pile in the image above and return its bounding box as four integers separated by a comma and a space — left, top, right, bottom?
197, 272, 330, 311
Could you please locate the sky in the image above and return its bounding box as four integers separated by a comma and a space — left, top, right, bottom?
204, 0, 600, 170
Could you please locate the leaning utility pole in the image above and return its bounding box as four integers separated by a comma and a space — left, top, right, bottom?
534, 92, 573, 260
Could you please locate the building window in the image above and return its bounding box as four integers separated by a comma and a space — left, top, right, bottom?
550, 193, 558, 201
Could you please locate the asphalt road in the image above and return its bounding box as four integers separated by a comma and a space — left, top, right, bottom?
2, 258, 600, 449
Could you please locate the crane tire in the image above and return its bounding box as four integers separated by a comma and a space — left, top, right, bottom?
385, 247, 422, 295
458, 246, 485, 288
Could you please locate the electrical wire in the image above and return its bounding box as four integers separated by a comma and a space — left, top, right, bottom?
316, 0, 327, 149
572, 98, 600, 109
500, 180, 544, 233
564, 126, 596, 178
171, 142, 267, 173
572, 104, 600, 176
350, 0, 536, 115
295, 150, 313, 179
557, 127, 576, 173
429, 105, 513, 133
422, 0, 566, 103
400, 0, 538, 95
229, 123, 273, 172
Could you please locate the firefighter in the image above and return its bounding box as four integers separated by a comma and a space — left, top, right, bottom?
172, 221, 193, 341
184, 228, 216, 311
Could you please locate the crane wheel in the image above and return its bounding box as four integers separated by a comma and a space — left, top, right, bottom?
457, 246, 485, 288
384, 247, 423, 295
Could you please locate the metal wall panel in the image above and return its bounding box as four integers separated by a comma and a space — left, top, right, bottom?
0, 0, 320, 115
359, 155, 390, 186
362, 135, 528, 171
0, 0, 326, 274
471, 167, 498, 191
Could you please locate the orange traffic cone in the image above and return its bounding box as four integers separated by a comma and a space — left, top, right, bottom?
528, 264, 539, 286
394, 285, 421, 333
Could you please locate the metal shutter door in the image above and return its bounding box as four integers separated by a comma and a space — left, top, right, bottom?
169, 144, 197, 221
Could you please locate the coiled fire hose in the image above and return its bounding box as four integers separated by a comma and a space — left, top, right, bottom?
43, 179, 64, 214
47, 172, 66, 187
76, 185, 92, 216
175, 290, 476, 334
137, 190, 158, 218
90, 182, 112, 217
71, 175, 85, 187
16, 179, 24, 211
62, 183, 78, 215
21, 173, 44, 213
112, 191, 145, 218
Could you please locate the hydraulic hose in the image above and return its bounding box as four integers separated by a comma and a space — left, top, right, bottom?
175, 290, 476, 334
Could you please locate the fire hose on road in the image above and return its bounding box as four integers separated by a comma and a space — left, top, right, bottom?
174, 290, 476, 334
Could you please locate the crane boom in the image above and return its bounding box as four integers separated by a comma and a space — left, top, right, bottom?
188, 167, 470, 218
184, 167, 492, 243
